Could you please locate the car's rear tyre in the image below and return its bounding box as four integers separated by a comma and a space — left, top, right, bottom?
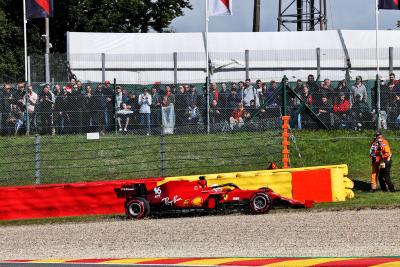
125, 197, 150, 219
249, 193, 272, 214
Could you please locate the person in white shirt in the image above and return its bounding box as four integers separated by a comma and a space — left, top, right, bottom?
115, 86, 123, 112
138, 88, 152, 135
116, 102, 133, 132
23, 85, 38, 132
350, 76, 367, 106
243, 78, 260, 108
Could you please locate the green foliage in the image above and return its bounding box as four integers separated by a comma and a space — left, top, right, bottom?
0, 9, 24, 81
0, 0, 192, 82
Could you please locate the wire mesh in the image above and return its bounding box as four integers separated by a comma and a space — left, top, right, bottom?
2, 47, 400, 186
0, 136, 36, 185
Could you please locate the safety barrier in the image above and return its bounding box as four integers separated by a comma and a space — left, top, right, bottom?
164, 164, 354, 202
0, 178, 162, 220
0, 165, 353, 220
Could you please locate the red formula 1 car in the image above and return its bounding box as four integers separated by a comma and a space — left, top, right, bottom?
115, 176, 313, 219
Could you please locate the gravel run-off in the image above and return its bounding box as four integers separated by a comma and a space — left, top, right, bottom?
1, 209, 400, 259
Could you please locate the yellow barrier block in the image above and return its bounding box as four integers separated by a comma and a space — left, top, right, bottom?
236, 172, 256, 178
345, 189, 355, 199
162, 164, 354, 202
207, 172, 293, 198
331, 167, 346, 201
343, 177, 354, 189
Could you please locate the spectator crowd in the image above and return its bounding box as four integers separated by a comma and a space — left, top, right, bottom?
1, 73, 400, 136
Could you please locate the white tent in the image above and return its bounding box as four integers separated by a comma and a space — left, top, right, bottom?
67, 30, 400, 84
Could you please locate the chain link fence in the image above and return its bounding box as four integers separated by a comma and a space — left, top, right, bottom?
1, 48, 400, 185
3, 78, 396, 134
0, 130, 281, 186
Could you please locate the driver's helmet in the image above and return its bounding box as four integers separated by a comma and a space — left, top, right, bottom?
198, 176, 207, 187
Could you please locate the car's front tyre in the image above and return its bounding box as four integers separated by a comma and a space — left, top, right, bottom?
249, 193, 272, 214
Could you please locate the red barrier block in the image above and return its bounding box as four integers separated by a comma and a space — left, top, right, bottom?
292, 169, 333, 203
0, 178, 163, 221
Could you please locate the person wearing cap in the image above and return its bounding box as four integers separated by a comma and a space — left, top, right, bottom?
369, 132, 395, 192
350, 76, 367, 106
138, 88, 152, 135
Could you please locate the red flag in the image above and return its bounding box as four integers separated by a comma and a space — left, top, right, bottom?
209, 0, 232, 16
26, 0, 54, 18
379, 0, 399, 9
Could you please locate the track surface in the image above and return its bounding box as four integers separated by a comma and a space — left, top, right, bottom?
1, 209, 400, 259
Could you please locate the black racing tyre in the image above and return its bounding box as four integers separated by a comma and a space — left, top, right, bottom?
249, 192, 272, 214
125, 197, 150, 219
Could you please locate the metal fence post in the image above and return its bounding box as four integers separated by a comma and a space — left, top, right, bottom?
376, 74, 381, 130
26, 55, 31, 135
27, 55, 31, 85
35, 134, 41, 184
45, 53, 50, 84
389, 47, 394, 75
160, 127, 166, 177
316, 48, 321, 78
113, 78, 118, 134
282, 75, 288, 116
173, 52, 178, 85
101, 53, 106, 83
25, 93, 30, 135
45, 17, 50, 84
245, 50, 250, 80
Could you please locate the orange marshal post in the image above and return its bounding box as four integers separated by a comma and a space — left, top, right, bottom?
282, 116, 290, 168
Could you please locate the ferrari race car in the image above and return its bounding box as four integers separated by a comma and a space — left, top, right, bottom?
115, 176, 313, 219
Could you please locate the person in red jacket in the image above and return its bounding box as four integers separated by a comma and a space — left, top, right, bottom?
333, 92, 350, 128
333, 93, 350, 113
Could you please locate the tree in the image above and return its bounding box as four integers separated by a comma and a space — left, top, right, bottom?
0, 9, 22, 82
0, 0, 192, 82
50, 0, 191, 51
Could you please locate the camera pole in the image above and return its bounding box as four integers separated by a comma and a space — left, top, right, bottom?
45, 17, 50, 84
205, 0, 210, 134
23, 0, 28, 84
113, 78, 117, 134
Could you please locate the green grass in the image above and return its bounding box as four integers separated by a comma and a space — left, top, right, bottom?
0, 130, 281, 186
291, 130, 400, 182
1, 129, 399, 221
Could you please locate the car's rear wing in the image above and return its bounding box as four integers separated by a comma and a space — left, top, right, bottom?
114, 183, 148, 198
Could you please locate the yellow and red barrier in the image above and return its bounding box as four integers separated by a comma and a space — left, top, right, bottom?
0, 165, 354, 220
164, 164, 354, 203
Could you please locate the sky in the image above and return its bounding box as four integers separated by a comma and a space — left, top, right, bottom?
170, 0, 400, 32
